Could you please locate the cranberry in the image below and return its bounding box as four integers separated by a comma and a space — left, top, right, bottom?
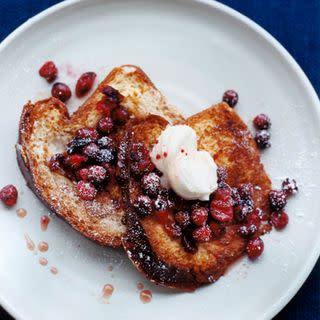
76, 181, 97, 200
97, 136, 116, 151
246, 237, 264, 260
97, 117, 114, 134
193, 226, 212, 243
87, 165, 107, 184
95, 149, 115, 164
222, 90, 239, 108
231, 187, 241, 206
76, 127, 99, 140
270, 211, 289, 230
253, 114, 271, 130
210, 199, 233, 223
67, 137, 92, 154
96, 99, 112, 116
51, 82, 71, 102
255, 130, 271, 149
269, 190, 287, 211
174, 211, 190, 229
164, 222, 182, 238
130, 143, 154, 175
217, 166, 228, 184
209, 222, 226, 238
247, 209, 262, 227
111, 107, 129, 125
48, 153, 64, 171
282, 178, 298, 196
39, 61, 58, 83
0, 185, 18, 206
154, 195, 168, 212
191, 207, 208, 226
77, 168, 89, 181
83, 143, 100, 158
214, 187, 232, 202
134, 195, 153, 217
238, 224, 258, 238
238, 183, 253, 199
102, 85, 124, 104
75, 72, 96, 97
181, 233, 198, 253
64, 154, 88, 169
234, 199, 254, 222
141, 173, 161, 198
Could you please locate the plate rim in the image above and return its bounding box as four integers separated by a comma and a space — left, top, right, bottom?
0, 0, 319, 319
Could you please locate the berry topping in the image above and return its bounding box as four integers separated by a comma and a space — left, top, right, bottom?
222, 90, 239, 108
238, 183, 254, 199
281, 178, 298, 196
238, 224, 258, 238
269, 190, 287, 211
75, 72, 96, 97
253, 114, 271, 130
209, 221, 226, 238
234, 199, 254, 222
0, 185, 18, 206
111, 107, 129, 125
102, 85, 124, 104
174, 211, 190, 229
39, 61, 58, 83
76, 127, 99, 140
77, 168, 89, 181
141, 173, 161, 198
51, 82, 71, 102
96, 99, 112, 116
76, 181, 97, 200
93, 148, 114, 164
154, 195, 168, 212
97, 136, 116, 151
270, 211, 289, 230
67, 137, 92, 154
134, 195, 153, 218
191, 207, 208, 226
64, 154, 88, 169
130, 143, 154, 176
192, 225, 212, 243
217, 166, 228, 184
255, 130, 271, 149
210, 199, 233, 223
48, 153, 64, 171
246, 237, 264, 260
82, 142, 100, 159
97, 117, 114, 134
87, 165, 107, 184
164, 222, 182, 238
214, 187, 232, 202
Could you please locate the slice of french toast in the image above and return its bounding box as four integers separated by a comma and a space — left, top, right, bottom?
122, 103, 272, 291
17, 65, 184, 247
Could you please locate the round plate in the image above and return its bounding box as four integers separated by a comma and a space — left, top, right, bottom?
0, 0, 319, 319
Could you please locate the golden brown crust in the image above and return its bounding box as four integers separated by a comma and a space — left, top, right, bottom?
122, 104, 272, 290
17, 66, 184, 247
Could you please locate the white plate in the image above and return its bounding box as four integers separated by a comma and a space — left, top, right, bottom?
0, 0, 319, 319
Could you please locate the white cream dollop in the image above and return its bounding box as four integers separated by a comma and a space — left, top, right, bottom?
150, 125, 218, 201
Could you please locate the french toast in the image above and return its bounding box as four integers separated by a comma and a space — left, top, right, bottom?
121, 103, 272, 291
17, 65, 184, 247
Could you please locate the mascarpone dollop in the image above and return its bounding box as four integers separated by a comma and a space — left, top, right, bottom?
150, 125, 218, 200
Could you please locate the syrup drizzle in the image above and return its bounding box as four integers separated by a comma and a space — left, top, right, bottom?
140, 290, 152, 303
38, 241, 49, 252
50, 267, 58, 275
40, 215, 50, 231
16, 208, 27, 218
102, 284, 114, 303
24, 234, 35, 251
39, 257, 48, 266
